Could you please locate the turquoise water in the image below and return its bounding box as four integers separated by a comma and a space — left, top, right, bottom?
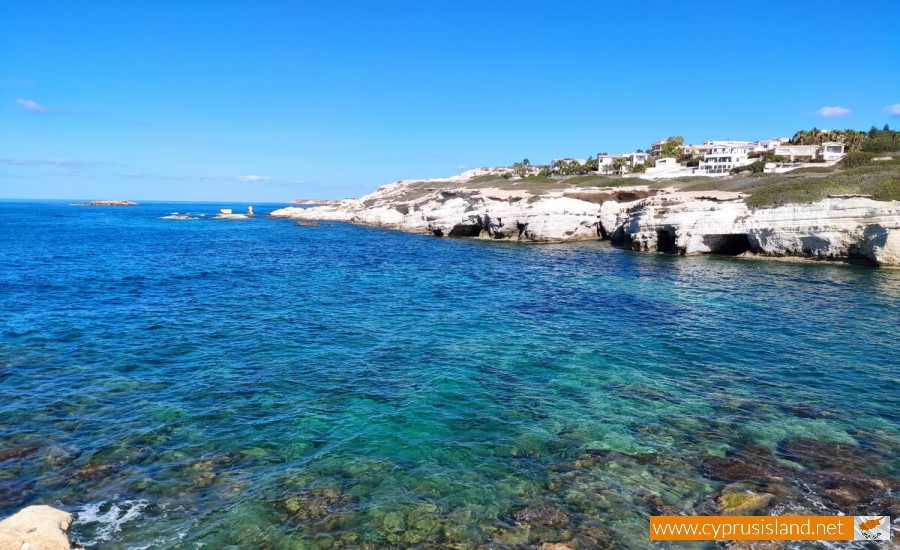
0, 200, 897, 549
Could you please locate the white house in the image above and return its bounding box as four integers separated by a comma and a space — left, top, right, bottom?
697, 141, 753, 174
650, 140, 668, 156
627, 152, 649, 166
642, 157, 695, 179
773, 142, 845, 162
820, 142, 846, 161
678, 143, 711, 159
751, 138, 787, 153
596, 152, 649, 174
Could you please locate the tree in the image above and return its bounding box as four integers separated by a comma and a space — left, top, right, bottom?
885, 124, 892, 132
842, 130, 864, 152
512, 158, 532, 177
660, 135, 684, 158
631, 163, 647, 173
610, 157, 628, 174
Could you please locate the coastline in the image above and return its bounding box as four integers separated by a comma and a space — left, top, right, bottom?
271, 178, 900, 267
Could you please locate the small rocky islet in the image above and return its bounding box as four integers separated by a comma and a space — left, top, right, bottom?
76, 200, 138, 206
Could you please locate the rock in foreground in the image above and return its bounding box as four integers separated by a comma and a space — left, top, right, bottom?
0, 505, 81, 550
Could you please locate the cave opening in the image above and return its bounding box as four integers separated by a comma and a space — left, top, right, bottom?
656, 229, 676, 253
703, 234, 752, 255
448, 224, 483, 237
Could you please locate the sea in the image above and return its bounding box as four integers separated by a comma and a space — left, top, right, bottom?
0, 200, 897, 549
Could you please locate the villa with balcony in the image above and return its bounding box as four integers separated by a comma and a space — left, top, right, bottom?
697, 141, 754, 175
597, 152, 650, 174
773, 142, 845, 162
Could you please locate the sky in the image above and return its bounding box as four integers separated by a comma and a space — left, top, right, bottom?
1, 1, 899, 202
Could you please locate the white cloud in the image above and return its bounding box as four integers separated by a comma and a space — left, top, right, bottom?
236, 174, 271, 182
1, 78, 35, 86
15, 98, 49, 112
0, 157, 81, 166
816, 106, 851, 117
885, 104, 900, 116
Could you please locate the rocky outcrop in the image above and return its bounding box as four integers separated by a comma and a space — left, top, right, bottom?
272, 187, 610, 242
609, 192, 900, 266
77, 200, 138, 206
271, 180, 900, 266
0, 505, 81, 550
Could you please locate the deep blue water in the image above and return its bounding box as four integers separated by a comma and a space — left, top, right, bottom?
0, 200, 898, 549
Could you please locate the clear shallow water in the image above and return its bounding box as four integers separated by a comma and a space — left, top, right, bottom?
0, 200, 898, 549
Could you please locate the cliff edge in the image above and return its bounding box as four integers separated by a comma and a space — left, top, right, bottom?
272, 174, 900, 266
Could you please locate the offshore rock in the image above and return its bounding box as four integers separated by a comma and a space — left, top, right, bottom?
77, 200, 137, 206
0, 505, 82, 550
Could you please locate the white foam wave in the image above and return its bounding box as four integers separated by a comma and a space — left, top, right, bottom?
75, 498, 149, 545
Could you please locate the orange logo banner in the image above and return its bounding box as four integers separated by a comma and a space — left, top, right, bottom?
650, 516, 857, 541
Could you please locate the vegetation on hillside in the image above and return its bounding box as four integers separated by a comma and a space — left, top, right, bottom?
384, 125, 900, 207
789, 125, 899, 152
736, 156, 900, 208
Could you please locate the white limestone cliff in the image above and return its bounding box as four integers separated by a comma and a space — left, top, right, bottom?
610, 192, 900, 266
271, 181, 900, 266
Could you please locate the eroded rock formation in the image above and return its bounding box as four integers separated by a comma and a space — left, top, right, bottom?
270, 180, 900, 266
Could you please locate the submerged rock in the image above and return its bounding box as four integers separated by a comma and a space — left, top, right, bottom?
278, 487, 355, 531
0, 445, 39, 462
511, 504, 572, 528
715, 488, 776, 515
700, 456, 780, 485
778, 437, 872, 471
72, 462, 116, 480
0, 505, 81, 549
804, 469, 899, 515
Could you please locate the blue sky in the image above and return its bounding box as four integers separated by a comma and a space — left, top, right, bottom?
1, 1, 899, 201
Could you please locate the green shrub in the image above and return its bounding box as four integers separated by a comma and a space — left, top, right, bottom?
745, 180, 860, 208
788, 166, 834, 174
871, 177, 900, 201
839, 151, 874, 168
732, 161, 765, 174
861, 137, 900, 153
